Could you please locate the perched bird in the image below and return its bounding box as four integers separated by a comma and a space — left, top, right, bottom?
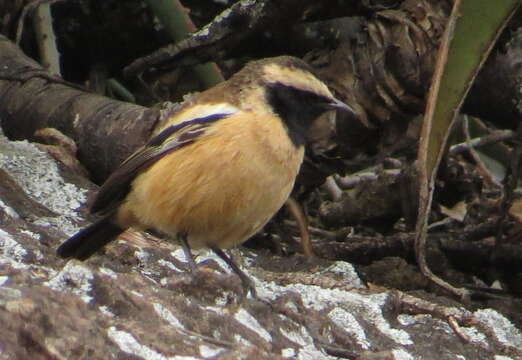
57, 56, 353, 296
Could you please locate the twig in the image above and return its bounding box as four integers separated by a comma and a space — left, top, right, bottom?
447, 316, 471, 343
496, 122, 522, 246
322, 176, 343, 200
283, 220, 347, 241
107, 78, 136, 103
394, 290, 474, 335
336, 169, 400, 189
461, 115, 502, 186
32, 2, 61, 75
393, 290, 522, 357
449, 129, 515, 155
285, 197, 314, 256
382, 157, 403, 169
16, 0, 68, 45
142, 0, 224, 87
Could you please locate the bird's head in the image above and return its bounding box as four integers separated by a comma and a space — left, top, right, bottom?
231, 56, 354, 146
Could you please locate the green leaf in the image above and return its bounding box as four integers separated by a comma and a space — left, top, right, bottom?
415, 0, 521, 300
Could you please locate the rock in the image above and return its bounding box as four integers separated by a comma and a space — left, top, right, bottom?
0, 132, 521, 360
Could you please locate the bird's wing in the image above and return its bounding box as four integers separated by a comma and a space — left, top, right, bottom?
90, 111, 233, 214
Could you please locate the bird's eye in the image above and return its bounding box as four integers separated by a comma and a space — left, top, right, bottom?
292, 89, 330, 107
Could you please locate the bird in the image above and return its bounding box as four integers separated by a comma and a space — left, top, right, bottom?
57, 55, 354, 297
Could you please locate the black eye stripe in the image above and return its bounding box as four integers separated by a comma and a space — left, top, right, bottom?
267, 82, 331, 104
265, 82, 332, 147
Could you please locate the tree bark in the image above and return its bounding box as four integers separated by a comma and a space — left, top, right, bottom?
0, 35, 160, 182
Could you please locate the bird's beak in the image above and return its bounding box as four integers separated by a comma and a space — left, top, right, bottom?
327, 97, 355, 114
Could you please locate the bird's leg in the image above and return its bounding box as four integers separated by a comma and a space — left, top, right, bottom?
210, 246, 257, 299
178, 232, 198, 273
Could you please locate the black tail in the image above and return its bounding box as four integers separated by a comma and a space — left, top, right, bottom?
57, 215, 124, 260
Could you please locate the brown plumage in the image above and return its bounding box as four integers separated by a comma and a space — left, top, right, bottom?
57, 56, 353, 296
